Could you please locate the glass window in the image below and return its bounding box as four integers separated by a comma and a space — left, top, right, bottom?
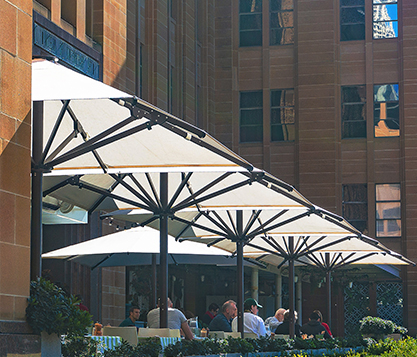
240, 91, 263, 142
376, 184, 401, 237
271, 89, 295, 141
373, 0, 398, 39
342, 86, 366, 139
342, 184, 368, 233
374, 84, 399, 137
240, 0, 263, 47
270, 0, 294, 45
340, 0, 365, 41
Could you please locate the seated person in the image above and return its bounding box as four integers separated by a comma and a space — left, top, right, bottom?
208, 300, 237, 332
274, 310, 302, 337
119, 306, 140, 327
313, 310, 333, 337
301, 312, 332, 339
201, 303, 220, 327
232, 298, 267, 337
265, 308, 285, 332
147, 298, 193, 340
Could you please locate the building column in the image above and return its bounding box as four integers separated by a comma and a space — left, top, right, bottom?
251, 267, 259, 301
275, 270, 282, 309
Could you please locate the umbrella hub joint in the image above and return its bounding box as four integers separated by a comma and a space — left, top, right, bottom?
67, 175, 84, 188
32, 162, 52, 174
156, 208, 175, 217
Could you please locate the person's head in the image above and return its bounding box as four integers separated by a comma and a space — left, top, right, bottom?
243, 298, 262, 315
313, 310, 323, 322
283, 310, 298, 322
275, 308, 286, 322
129, 306, 140, 321
157, 297, 173, 308
309, 312, 321, 321
222, 300, 237, 320
208, 303, 220, 315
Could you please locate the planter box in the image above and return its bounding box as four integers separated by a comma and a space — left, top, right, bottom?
41, 331, 61, 357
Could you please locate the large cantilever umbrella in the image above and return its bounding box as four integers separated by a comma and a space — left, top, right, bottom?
41, 226, 245, 268
31, 59, 312, 328
255, 243, 414, 331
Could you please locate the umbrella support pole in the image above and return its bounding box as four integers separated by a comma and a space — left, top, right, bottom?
159, 173, 168, 328
326, 253, 331, 330
152, 253, 157, 308
236, 211, 244, 337
289, 237, 295, 338
31, 101, 44, 281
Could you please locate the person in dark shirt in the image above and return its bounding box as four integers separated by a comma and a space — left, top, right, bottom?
208, 300, 237, 332
119, 306, 140, 327
201, 303, 220, 327
301, 312, 332, 339
313, 310, 333, 337
274, 310, 302, 337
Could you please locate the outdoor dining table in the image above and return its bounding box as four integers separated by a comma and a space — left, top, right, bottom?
89, 335, 122, 351
138, 336, 181, 351
90, 335, 181, 352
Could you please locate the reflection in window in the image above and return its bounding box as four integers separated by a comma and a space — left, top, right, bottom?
340, 0, 365, 41
374, 84, 399, 137
270, 0, 294, 45
376, 184, 401, 237
373, 0, 398, 39
240, 91, 263, 142
342, 86, 366, 138
271, 89, 294, 141
342, 184, 368, 234
239, 0, 263, 47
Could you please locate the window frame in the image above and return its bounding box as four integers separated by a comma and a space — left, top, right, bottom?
341, 85, 367, 139
372, 0, 398, 39
375, 183, 401, 238
342, 184, 368, 234
239, 91, 263, 143
270, 89, 295, 142
340, 0, 365, 41
269, 0, 294, 46
373, 83, 400, 138
239, 0, 263, 47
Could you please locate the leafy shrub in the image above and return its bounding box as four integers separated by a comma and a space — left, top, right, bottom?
224, 336, 254, 354
247, 335, 290, 352
393, 324, 408, 335
359, 316, 395, 336
61, 335, 101, 357
26, 278, 92, 336
103, 338, 161, 357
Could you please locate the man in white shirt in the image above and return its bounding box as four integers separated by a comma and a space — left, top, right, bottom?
232, 298, 267, 337
147, 298, 194, 340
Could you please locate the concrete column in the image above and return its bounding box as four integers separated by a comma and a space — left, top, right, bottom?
275, 270, 282, 308
296, 274, 302, 324
251, 267, 259, 300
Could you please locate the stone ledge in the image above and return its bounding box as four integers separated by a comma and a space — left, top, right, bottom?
0, 333, 41, 357
0, 320, 34, 334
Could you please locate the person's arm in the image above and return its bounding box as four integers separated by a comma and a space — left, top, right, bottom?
181, 320, 194, 340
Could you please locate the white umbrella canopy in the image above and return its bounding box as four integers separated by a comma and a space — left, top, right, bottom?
41, 226, 244, 268
42, 170, 314, 215
33, 60, 251, 175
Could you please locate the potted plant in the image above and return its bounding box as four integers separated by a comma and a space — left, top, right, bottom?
359, 316, 395, 340
26, 277, 92, 357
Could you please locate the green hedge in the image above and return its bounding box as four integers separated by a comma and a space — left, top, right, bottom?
62, 335, 417, 357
